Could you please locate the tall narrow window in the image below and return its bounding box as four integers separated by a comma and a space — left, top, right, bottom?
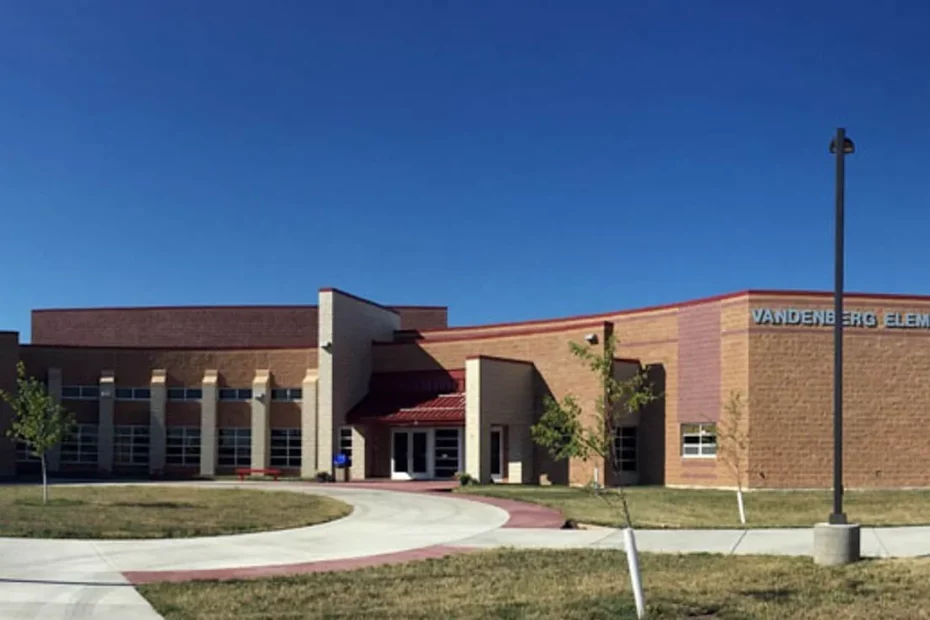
613, 426, 637, 471
270, 428, 302, 467
60, 424, 99, 464
217, 428, 252, 466
338, 427, 353, 466
114, 425, 150, 466
166, 427, 201, 466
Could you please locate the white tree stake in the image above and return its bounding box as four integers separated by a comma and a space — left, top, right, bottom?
593, 467, 599, 490
737, 487, 746, 525
623, 527, 646, 619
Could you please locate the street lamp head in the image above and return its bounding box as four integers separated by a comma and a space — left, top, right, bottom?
829, 136, 855, 155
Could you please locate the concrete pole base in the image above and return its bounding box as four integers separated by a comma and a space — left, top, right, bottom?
813, 523, 861, 566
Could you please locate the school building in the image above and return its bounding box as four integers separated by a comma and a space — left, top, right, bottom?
2, 287, 930, 489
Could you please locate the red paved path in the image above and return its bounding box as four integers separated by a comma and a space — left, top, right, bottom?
331, 481, 565, 529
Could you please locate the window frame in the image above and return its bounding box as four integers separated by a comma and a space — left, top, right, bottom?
612, 426, 638, 472
270, 388, 303, 402
15, 439, 39, 463
114, 424, 151, 466
60, 423, 99, 465
167, 388, 203, 401
115, 387, 152, 402
681, 423, 717, 458
217, 427, 252, 467
218, 388, 253, 401
61, 386, 100, 401
270, 428, 302, 468
338, 426, 353, 467
166, 426, 202, 467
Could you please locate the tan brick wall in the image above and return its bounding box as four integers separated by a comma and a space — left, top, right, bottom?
19, 346, 316, 388
375, 323, 609, 485
317, 290, 400, 472
747, 293, 930, 489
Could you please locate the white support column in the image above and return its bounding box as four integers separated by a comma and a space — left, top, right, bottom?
98, 371, 115, 474
200, 370, 218, 477
300, 370, 319, 478
47, 368, 62, 472
349, 426, 365, 481
251, 370, 271, 471
149, 370, 167, 475
464, 358, 489, 482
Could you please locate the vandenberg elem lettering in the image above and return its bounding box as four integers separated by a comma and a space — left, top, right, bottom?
752, 308, 930, 329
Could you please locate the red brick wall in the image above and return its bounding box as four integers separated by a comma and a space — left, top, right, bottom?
0, 332, 19, 477
31, 305, 447, 348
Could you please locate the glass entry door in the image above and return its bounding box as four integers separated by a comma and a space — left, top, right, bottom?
392, 429, 430, 480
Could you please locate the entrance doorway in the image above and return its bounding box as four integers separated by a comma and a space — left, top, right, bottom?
392, 429, 429, 480
490, 427, 504, 482
390, 427, 463, 480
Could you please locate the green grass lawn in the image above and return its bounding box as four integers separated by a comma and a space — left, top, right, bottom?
140, 549, 930, 619
0, 484, 351, 539
456, 484, 930, 528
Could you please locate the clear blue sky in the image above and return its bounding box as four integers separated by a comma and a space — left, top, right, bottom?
2, 1, 929, 339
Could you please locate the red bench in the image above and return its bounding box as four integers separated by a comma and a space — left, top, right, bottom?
235, 468, 282, 482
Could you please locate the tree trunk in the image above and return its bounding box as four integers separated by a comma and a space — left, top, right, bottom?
41, 454, 49, 505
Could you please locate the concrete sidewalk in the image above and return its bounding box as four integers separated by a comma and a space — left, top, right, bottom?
453, 524, 930, 558
3, 481, 930, 619
0, 482, 511, 619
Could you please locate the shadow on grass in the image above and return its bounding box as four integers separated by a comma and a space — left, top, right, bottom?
738, 588, 796, 602
13, 498, 86, 507
109, 502, 196, 510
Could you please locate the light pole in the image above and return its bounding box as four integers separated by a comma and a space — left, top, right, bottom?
828, 128, 854, 525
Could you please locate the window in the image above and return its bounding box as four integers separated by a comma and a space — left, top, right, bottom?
218, 428, 251, 467
167, 388, 203, 401
60, 424, 99, 464
271, 388, 302, 402
219, 388, 252, 401
115, 387, 151, 401
114, 425, 150, 466
61, 386, 100, 401
166, 427, 201, 466
15, 440, 38, 463
338, 427, 353, 466
613, 426, 637, 472
270, 428, 302, 467
681, 423, 717, 457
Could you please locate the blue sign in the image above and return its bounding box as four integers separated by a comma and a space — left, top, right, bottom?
333, 453, 348, 468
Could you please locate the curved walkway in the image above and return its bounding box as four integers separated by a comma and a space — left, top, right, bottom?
3, 480, 930, 619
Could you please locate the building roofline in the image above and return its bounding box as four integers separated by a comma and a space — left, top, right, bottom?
375, 318, 611, 346
413, 288, 930, 338
31, 303, 444, 314
20, 344, 317, 353
465, 354, 535, 366
31, 305, 320, 313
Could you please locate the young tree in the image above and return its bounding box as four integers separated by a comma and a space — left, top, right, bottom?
715, 390, 750, 525
531, 333, 658, 619
0, 362, 74, 504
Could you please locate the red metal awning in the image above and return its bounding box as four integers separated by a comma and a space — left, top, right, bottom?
347, 392, 465, 426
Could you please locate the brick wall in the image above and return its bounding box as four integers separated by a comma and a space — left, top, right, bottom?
747, 294, 930, 489
31, 305, 447, 348
0, 332, 19, 477
19, 346, 317, 388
